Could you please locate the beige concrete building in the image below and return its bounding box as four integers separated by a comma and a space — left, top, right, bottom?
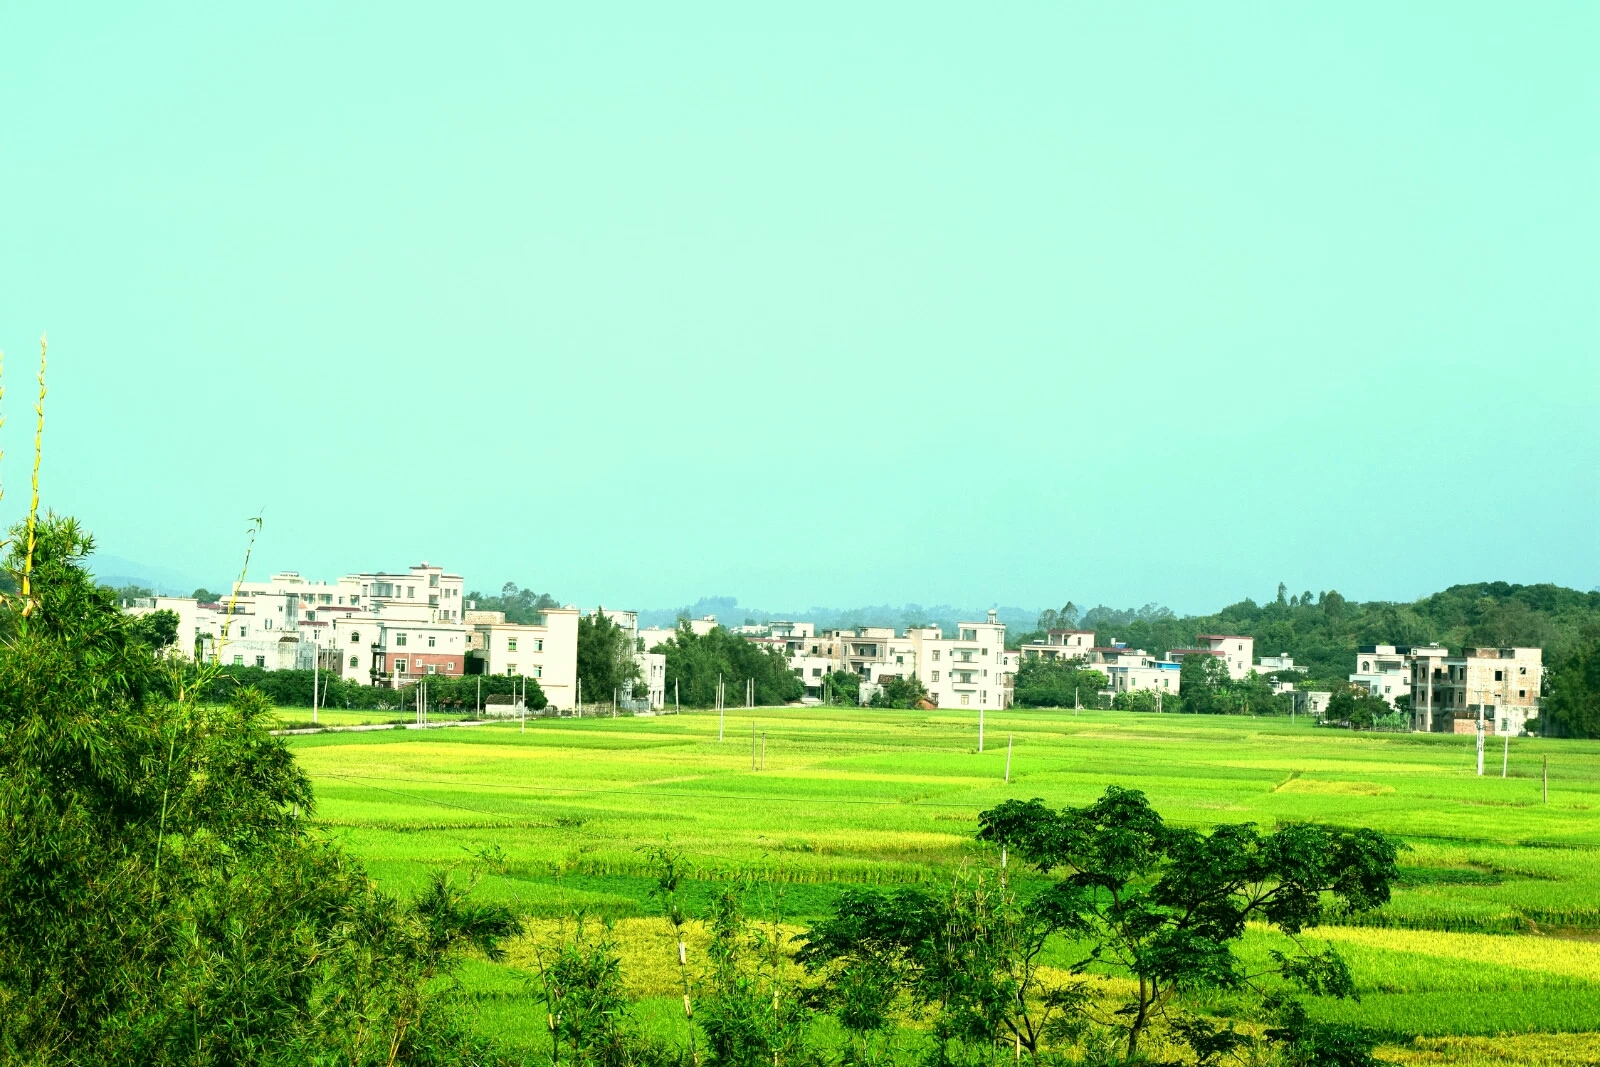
465, 607, 580, 709
1412, 646, 1542, 736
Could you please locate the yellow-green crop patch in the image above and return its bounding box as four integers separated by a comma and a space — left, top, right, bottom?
286, 707, 1600, 1056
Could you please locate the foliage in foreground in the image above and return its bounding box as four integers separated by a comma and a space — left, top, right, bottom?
0, 515, 517, 1065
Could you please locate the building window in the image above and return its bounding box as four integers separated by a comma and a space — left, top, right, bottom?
351, 595, 360, 605
397, 634, 407, 647
1520, 667, 1527, 675
1361, 661, 1370, 672
350, 631, 360, 644
232, 655, 243, 665
960, 694, 969, 706
396, 659, 407, 672
532, 666, 542, 677
407, 587, 415, 598
1495, 670, 1504, 681
428, 635, 436, 648
255, 656, 266, 668
1519, 689, 1526, 698
426, 664, 436, 674
535, 639, 544, 651
238, 626, 247, 637
349, 656, 358, 668
508, 638, 518, 652
811, 668, 821, 677
932, 671, 940, 682
507, 665, 517, 676
896, 655, 904, 665
430, 574, 439, 588
932, 650, 941, 661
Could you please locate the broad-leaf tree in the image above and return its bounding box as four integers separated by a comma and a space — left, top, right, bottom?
978, 786, 1399, 1059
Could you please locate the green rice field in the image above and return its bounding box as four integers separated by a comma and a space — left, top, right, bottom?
283, 707, 1600, 1063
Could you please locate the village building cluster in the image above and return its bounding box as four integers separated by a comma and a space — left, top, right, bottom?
122, 569, 1544, 732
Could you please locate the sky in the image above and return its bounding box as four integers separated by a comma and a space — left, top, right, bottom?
1, 2, 1596, 613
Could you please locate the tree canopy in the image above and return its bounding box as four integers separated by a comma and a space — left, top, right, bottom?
1539, 633, 1600, 738
651, 624, 803, 707
0, 515, 518, 1065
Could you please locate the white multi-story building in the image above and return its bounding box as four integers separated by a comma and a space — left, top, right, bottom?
836, 627, 917, 682
466, 607, 580, 709
122, 595, 204, 659
909, 611, 1013, 710
235, 572, 366, 625
1086, 646, 1181, 698
1348, 644, 1448, 709
1020, 629, 1095, 661
593, 607, 666, 709
352, 563, 466, 622
1195, 635, 1254, 680
638, 626, 678, 653
1166, 635, 1254, 681
789, 654, 835, 700
331, 614, 470, 686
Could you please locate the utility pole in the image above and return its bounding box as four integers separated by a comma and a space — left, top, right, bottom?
1502, 727, 1510, 778
978, 705, 985, 753
1476, 694, 1486, 777
1004, 734, 1012, 782
1543, 755, 1549, 803
312, 642, 319, 725
718, 673, 725, 741
760, 730, 766, 771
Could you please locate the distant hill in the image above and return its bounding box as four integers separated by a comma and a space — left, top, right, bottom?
86, 553, 207, 597
637, 598, 1038, 637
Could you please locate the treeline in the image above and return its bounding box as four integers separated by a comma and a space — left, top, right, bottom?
1012, 655, 1406, 727
1016, 583, 1600, 686
648, 625, 804, 706
190, 665, 547, 712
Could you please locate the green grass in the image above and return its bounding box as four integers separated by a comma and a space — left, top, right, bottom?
286, 707, 1600, 1053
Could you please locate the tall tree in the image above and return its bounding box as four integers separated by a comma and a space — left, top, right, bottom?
577, 611, 640, 703
978, 786, 1398, 1060
0, 515, 516, 1064
1538, 635, 1600, 738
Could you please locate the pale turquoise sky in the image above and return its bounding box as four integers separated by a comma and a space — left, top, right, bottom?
2, 3, 1595, 611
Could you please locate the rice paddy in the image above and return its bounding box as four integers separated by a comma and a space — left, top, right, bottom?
284, 707, 1600, 1062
